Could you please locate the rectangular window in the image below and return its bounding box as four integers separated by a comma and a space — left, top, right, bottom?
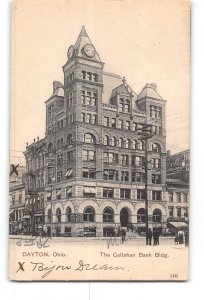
152, 191, 161, 201
176, 192, 181, 202
67, 151, 73, 162
168, 207, 174, 217
177, 207, 181, 217
103, 169, 118, 181
183, 193, 188, 203
81, 113, 86, 122
104, 152, 118, 164
132, 172, 144, 183
132, 122, 137, 131
57, 154, 63, 166
86, 114, 91, 124
137, 189, 145, 200
118, 119, 123, 129
151, 158, 161, 169
121, 154, 129, 166
125, 121, 130, 130
19, 193, 22, 203
132, 156, 144, 167
92, 115, 97, 124
103, 187, 114, 198
92, 93, 97, 106
87, 72, 92, 81
121, 171, 129, 182
152, 174, 161, 184
169, 192, 173, 202
150, 105, 162, 119
93, 74, 98, 82
124, 104, 130, 113
57, 171, 63, 182
120, 189, 131, 199
184, 207, 188, 217
86, 92, 91, 105
82, 150, 95, 161
111, 118, 116, 128
81, 91, 86, 104
103, 117, 109, 127
83, 168, 96, 179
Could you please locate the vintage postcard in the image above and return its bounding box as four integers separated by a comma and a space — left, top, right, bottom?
9, 0, 190, 281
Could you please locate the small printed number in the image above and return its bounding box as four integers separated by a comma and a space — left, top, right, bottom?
170, 274, 178, 278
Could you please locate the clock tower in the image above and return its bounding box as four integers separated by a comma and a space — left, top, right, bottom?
62, 26, 104, 126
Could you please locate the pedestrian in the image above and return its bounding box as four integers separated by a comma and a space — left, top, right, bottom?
148, 228, 153, 245
178, 230, 184, 244
185, 230, 189, 247
121, 228, 126, 243
156, 230, 161, 245
153, 229, 157, 245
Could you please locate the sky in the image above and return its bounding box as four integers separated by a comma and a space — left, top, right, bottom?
10, 0, 190, 165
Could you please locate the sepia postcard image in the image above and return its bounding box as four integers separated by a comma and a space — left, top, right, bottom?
9, 0, 190, 281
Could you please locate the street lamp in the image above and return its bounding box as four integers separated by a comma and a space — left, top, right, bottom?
137, 123, 154, 245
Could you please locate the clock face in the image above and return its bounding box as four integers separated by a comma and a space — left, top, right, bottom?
67, 45, 74, 59
83, 44, 95, 57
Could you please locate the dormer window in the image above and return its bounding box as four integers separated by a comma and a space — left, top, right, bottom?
119, 98, 130, 113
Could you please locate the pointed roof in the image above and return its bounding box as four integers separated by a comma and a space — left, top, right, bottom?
73, 26, 101, 62
137, 83, 163, 100
111, 77, 137, 99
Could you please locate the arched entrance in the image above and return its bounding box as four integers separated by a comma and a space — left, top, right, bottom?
120, 207, 129, 227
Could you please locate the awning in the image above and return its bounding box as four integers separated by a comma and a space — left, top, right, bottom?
168, 222, 188, 228
9, 210, 14, 215
66, 169, 73, 177
56, 190, 61, 196
23, 215, 30, 219
66, 187, 72, 194
83, 187, 96, 193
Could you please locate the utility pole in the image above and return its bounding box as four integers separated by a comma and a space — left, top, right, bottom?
137, 123, 154, 245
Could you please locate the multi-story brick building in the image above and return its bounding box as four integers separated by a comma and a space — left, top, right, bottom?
24, 26, 167, 237
166, 150, 190, 226
9, 166, 26, 234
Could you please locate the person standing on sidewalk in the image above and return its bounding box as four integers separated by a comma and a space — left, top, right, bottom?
147, 228, 152, 245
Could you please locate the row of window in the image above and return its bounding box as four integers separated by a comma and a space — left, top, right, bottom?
81, 113, 97, 124
53, 168, 160, 184
47, 186, 162, 201
82, 71, 98, 82
168, 192, 188, 203
150, 105, 162, 119
47, 207, 162, 223
103, 117, 162, 135
168, 206, 189, 218
81, 90, 97, 106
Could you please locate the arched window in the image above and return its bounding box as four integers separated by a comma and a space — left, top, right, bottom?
57, 139, 61, 149
48, 143, 53, 155
83, 206, 95, 222
47, 209, 51, 223
110, 137, 117, 147
84, 133, 95, 144
60, 138, 63, 148
152, 143, 161, 153
103, 135, 109, 146
67, 134, 73, 145
137, 208, 146, 223
132, 140, 137, 150
103, 207, 114, 223
137, 140, 144, 150
66, 207, 72, 222
118, 138, 123, 148
56, 208, 61, 223
153, 209, 162, 223
124, 139, 131, 149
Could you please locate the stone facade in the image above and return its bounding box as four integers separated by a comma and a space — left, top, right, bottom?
24, 27, 168, 236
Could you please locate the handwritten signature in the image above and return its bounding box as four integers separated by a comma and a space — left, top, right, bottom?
18, 260, 125, 278
106, 234, 137, 249
16, 236, 50, 248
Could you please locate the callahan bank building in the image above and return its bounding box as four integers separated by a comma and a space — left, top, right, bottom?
24, 27, 167, 237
